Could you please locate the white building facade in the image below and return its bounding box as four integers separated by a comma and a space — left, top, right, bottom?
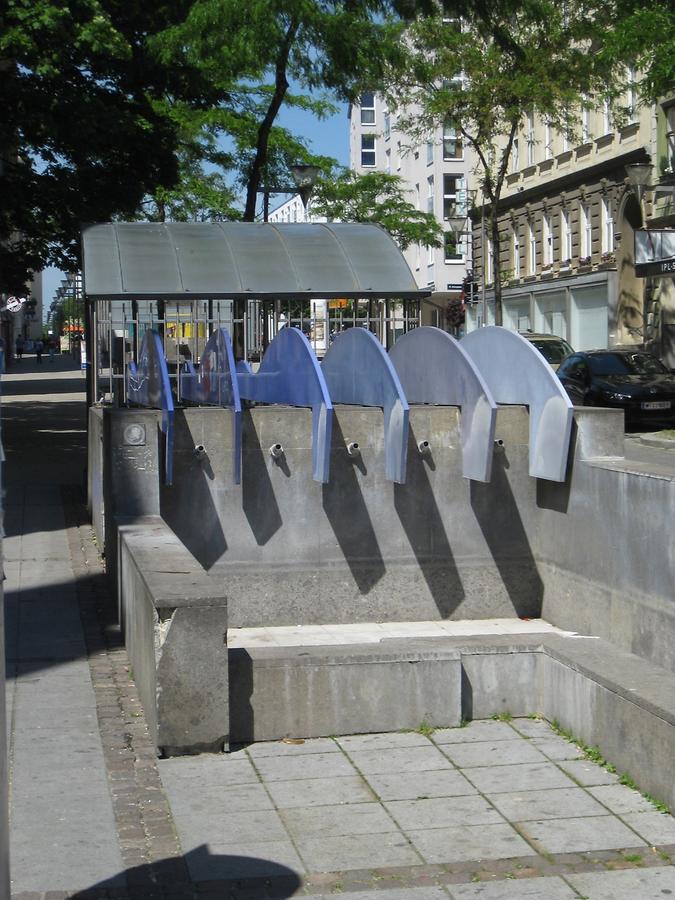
349, 92, 474, 328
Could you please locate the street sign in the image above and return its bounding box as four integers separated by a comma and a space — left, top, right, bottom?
635, 229, 675, 278
5, 296, 26, 313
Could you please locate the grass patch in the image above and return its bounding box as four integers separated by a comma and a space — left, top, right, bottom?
491, 711, 513, 722
415, 720, 435, 737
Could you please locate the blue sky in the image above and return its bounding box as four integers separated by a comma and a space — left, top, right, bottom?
41, 102, 351, 314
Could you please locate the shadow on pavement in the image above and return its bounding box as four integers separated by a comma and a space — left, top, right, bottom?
69, 845, 303, 898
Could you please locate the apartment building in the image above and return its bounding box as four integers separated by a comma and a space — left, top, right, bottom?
467, 90, 675, 360
349, 92, 474, 328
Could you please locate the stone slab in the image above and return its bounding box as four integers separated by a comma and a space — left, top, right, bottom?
519, 815, 646, 854
567, 865, 675, 900
407, 822, 533, 864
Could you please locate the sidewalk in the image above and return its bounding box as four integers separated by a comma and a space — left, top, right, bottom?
3, 358, 675, 899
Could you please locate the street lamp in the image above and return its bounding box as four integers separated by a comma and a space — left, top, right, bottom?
625, 162, 652, 224
290, 164, 321, 212
447, 193, 488, 328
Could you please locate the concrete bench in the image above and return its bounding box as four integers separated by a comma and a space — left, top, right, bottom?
117, 516, 228, 756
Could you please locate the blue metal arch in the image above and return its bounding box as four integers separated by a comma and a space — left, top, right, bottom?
237, 327, 333, 484
322, 327, 410, 483
461, 327, 574, 482
179, 328, 243, 484
389, 326, 497, 482
126, 329, 175, 485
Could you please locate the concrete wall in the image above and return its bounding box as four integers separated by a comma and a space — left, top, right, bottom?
100, 401, 674, 673
117, 517, 229, 756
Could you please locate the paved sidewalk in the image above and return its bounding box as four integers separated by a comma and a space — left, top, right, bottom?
2, 358, 675, 898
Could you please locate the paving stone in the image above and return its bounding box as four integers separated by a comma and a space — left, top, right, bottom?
265, 775, 376, 808
294, 831, 421, 872
447, 875, 578, 898
519, 815, 647, 854
281, 802, 399, 839
385, 795, 504, 830
159, 756, 260, 786
587, 783, 660, 816
407, 822, 532, 865
508, 719, 554, 738
620, 811, 675, 846
365, 769, 477, 802
558, 759, 619, 786
184, 841, 306, 881
462, 763, 575, 794
306, 889, 449, 899
170, 808, 289, 846
486, 787, 608, 822
337, 732, 432, 751
441, 739, 547, 769
433, 722, 518, 744
567, 864, 675, 899
528, 737, 585, 761
162, 781, 274, 814
251, 751, 356, 782
345, 746, 454, 776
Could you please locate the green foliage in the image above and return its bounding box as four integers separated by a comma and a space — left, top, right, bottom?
312, 169, 443, 249
415, 720, 435, 737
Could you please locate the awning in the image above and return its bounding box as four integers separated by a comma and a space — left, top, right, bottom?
81, 222, 429, 301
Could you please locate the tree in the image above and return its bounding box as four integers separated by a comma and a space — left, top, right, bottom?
383, 1, 623, 324
154, 0, 407, 222
311, 169, 443, 249
0, 0, 212, 291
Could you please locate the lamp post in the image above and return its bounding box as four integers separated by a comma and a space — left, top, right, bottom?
447, 190, 487, 328
259, 163, 321, 222
625, 162, 652, 226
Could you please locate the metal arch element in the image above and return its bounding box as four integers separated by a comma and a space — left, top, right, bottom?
461, 327, 574, 482
179, 328, 243, 484
237, 327, 333, 484
322, 327, 410, 483
126, 329, 175, 485
389, 326, 497, 482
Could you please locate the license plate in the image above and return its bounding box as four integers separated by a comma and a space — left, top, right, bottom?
640, 400, 671, 410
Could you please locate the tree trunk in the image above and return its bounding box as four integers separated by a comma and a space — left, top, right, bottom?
243, 19, 299, 221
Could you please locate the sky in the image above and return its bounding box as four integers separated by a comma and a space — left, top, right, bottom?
41, 102, 351, 316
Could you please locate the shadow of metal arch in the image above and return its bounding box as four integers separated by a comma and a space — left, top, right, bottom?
389, 326, 497, 482
180, 328, 243, 484
461, 326, 573, 482
237, 327, 333, 484
322, 327, 409, 483
126, 329, 175, 485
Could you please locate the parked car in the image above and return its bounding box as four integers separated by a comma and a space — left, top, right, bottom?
520, 332, 574, 369
557, 349, 675, 427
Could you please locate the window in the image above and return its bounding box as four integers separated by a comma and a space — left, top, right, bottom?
544, 121, 553, 160
443, 174, 463, 219
395, 140, 401, 170
560, 210, 572, 262
415, 242, 421, 270
627, 67, 638, 122
444, 230, 462, 261
385, 149, 391, 174
360, 92, 375, 125
526, 111, 535, 165
384, 111, 391, 140
543, 215, 553, 265
512, 137, 520, 172
415, 183, 420, 210
361, 134, 376, 167
580, 203, 592, 258
427, 176, 434, 214
581, 101, 591, 143
602, 99, 611, 135
512, 226, 521, 277
426, 140, 434, 165
486, 237, 493, 284
527, 221, 536, 274
428, 242, 435, 265
443, 120, 463, 159
602, 197, 614, 253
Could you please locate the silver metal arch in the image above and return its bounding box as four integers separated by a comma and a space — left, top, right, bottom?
237, 327, 333, 484
322, 327, 410, 483
389, 326, 497, 482
180, 328, 243, 484
461, 327, 574, 482
126, 330, 175, 485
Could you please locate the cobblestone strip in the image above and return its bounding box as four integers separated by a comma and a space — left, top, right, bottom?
61, 488, 192, 898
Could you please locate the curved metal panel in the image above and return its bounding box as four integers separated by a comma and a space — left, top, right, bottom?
461, 327, 574, 482
237, 327, 333, 484
321, 328, 410, 483
389, 327, 497, 482
126, 330, 175, 485
180, 328, 243, 484
82, 222, 428, 299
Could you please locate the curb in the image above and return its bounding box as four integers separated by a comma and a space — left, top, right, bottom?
639, 433, 675, 450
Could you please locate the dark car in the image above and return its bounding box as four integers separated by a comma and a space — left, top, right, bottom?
557, 349, 675, 427
521, 333, 574, 370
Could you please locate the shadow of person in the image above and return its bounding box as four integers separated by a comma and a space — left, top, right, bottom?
69, 844, 302, 897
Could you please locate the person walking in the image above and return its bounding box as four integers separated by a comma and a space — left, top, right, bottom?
48, 339, 56, 362
35, 339, 43, 364
15, 335, 24, 360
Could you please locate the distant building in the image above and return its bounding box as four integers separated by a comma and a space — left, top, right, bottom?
349, 90, 475, 330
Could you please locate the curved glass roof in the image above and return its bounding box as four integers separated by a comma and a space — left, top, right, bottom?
81, 222, 429, 300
